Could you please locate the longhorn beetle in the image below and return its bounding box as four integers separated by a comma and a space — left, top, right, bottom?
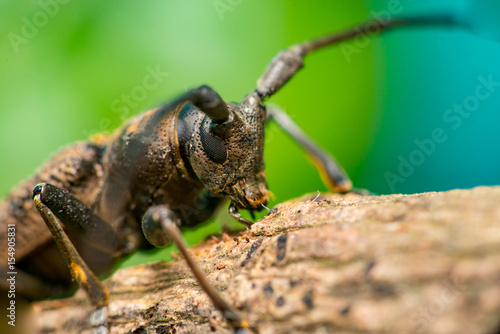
0, 15, 460, 332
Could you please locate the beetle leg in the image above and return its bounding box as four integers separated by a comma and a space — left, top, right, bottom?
228, 203, 253, 227
142, 205, 248, 330
32, 183, 113, 333
32, 182, 134, 332
33, 183, 127, 256
266, 106, 352, 193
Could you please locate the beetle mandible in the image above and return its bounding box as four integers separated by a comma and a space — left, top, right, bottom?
0, 14, 460, 332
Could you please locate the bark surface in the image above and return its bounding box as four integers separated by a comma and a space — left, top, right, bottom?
34, 187, 500, 333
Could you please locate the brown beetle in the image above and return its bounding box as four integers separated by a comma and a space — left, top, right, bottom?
0, 15, 459, 332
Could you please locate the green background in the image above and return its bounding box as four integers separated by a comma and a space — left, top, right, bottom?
1, 0, 499, 267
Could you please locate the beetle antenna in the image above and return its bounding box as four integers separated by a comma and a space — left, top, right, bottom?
295, 14, 458, 56
193, 85, 230, 124
256, 14, 460, 99
153, 85, 229, 125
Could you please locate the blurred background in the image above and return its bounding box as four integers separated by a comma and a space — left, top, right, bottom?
0, 0, 499, 269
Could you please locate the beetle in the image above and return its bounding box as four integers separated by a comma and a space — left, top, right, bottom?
0, 15, 461, 333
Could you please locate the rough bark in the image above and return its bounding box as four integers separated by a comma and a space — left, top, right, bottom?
33, 187, 500, 333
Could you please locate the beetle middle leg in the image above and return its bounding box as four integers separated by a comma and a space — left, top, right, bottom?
266, 105, 352, 193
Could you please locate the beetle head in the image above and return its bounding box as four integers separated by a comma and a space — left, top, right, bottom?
178, 92, 268, 211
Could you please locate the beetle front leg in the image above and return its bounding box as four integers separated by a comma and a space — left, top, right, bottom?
32, 183, 116, 333
266, 106, 352, 193
228, 203, 253, 227
142, 205, 248, 330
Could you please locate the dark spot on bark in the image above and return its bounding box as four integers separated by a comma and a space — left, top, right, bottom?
240, 238, 263, 266
156, 325, 175, 334
263, 282, 274, 296
49, 173, 63, 184
289, 280, 298, 288
364, 259, 376, 279
9, 197, 26, 218
340, 304, 351, 316
393, 213, 406, 221
143, 304, 158, 319
371, 282, 396, 297
130, 326, 147, 334
302, 290, 314, 310
276, 233, 288, 262
276, 297, 285, 307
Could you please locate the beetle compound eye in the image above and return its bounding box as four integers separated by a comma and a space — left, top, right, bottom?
201, 116, 227, 164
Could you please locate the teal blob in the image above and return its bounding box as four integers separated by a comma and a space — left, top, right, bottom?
360, 0, 500, 194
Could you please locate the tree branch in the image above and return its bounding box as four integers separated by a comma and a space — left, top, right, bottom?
34, 187, 500, 333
